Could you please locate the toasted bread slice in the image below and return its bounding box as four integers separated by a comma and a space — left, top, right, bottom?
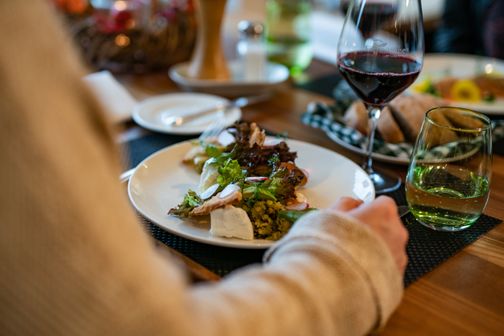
343, 101, 369, 135
443, 108, 485, 130
426, 109, 459, 146
344, 94, 449, 144
388, 95, 427, 142
379, 106, 405, 143
343, 101, 405, 143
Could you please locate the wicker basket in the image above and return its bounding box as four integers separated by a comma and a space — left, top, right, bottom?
58, 0, 197, 73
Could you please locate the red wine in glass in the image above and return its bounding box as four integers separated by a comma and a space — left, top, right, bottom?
338, 51, 421, 106
337, 0, 424, 193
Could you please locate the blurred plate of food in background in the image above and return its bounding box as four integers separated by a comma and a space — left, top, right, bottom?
411, 54, 504, 115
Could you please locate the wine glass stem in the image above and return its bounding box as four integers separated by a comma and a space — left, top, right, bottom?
363, 106, 382, 175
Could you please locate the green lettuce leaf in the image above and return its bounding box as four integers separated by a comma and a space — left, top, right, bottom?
168, 190, 202, 217
217, 158, 246, 188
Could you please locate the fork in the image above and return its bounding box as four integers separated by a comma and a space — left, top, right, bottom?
119, 102, 235, 183
198, 104, 233, 145
119, 94, 272, 182
198, 93, 271, 144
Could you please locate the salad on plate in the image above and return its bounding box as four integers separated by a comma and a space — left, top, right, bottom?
169, 122, 312, 241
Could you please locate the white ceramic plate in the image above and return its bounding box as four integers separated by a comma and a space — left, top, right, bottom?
414, 54, 504, 114
169, 61, 290, 97
132, 93, 241, 135
128, 139, 375, 249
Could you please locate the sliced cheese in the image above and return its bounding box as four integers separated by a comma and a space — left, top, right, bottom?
198, 158, 219, 194
210, 205, 254, 240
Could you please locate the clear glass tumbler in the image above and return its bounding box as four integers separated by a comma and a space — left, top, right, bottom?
405, 107, 492, 231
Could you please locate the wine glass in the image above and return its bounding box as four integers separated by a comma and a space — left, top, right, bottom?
337, 0, 424, 193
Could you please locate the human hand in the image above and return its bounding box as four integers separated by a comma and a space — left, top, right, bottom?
330, 196, 409, 273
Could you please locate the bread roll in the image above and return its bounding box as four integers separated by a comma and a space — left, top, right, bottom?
443, 108, 484, 130
389, 94, 444, 142
343, 101, 405, 143
378, 105, 405, 143
343, 101, 368, 135
426, 109, 459, 146
343, 94, 446, 144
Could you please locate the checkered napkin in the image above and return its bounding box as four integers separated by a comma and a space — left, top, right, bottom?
301, 101, 504, 161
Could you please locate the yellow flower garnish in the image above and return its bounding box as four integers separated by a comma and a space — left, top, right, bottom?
450, 79, 481, 102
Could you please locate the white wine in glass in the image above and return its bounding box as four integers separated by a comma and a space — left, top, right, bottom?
406, 107, 492, 231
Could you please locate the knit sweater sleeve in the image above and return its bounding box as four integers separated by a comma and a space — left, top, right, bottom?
0, 3, 402, 336
189, 210, 403, 336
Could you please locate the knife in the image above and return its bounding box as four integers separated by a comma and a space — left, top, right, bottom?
163, 93, 272, 127
119, 168, 135, 183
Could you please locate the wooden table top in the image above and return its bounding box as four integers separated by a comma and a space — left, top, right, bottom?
117, 59, 504, 335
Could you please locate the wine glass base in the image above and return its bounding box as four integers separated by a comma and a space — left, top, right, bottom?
368, 171, 402, 194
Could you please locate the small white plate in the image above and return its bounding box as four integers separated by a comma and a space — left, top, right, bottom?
169, 61, 290, 97
132, 93, 241, 135
413, 54, 504, 115
128, 139, 375, 249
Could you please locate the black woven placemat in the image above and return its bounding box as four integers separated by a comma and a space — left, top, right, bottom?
123, 132, 501, 286
142, 218, 265, 276
381, 185, 501, 286
143, 213, 501, 285
125, 132, 194, 168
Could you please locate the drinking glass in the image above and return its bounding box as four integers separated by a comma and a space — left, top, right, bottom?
266, 0, 312, 76
405, 107, 492, 231
337, 0, 424, 193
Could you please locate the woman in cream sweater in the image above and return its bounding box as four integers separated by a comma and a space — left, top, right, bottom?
0, 2, 408, 335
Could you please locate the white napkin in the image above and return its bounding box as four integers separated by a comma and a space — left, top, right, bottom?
83, 71, 137, 123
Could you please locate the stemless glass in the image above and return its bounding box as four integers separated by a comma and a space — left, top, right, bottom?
266, 0, 313, 76
337, 0, 424, 193
405, 107, 492, 231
